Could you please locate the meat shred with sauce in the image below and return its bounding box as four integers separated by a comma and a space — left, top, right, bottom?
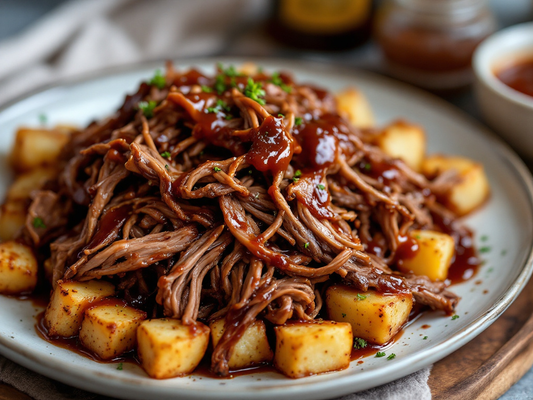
21, 63, 462, 377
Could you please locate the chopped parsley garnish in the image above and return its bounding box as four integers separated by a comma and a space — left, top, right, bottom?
217, 63, 242, 78
480, 235, 488, 242
278, 113, 284, 117
451, 314, 460, 320
270, 72, 292, 93
207, 99, 231, 114
116, 363, 123, 370
32, 217, 46, 229
317, 184, 325, 190
38, 113, 47, 124
387, 353, 396, 360
213, 166, 222, 172
357, 294, 367, 301
138, 100, 157, 118
479, 246, 491, 253
244, 78, 265, 105
364, 163, 372, 172
353, 338, 367, 349
201, 85, 213, 93
375, 352, 386, 358
293, 170, 302, 183
304, 242, 309, 249
160, 151, 171, 159
341, 313, 347, 318
164, 164, 170, 171
487, 267, 494, 273
248, 170, 253, 174
215, 75, 226, 94
423, 336, 428, 340
149, 69, 166, 89
225, 114, 234, 120
294, 117, 303, 126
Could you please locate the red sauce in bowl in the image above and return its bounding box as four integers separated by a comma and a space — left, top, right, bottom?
496, 58, 533, 97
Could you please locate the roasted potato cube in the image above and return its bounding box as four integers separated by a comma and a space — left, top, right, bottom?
80, 301, 147, 360
44, 280, 115, 337
210, 318, 273, 369
421, 155, 490, 216
274, 321, 352, 378
336, 88, 374, 128
0, 202, 27, 241
326, 285, 412, 345
239, 62, 259, 76
6, 168, 55, 201
0, 241, 38, 294
10, 128, 69, 173
397, 230, 455, 281
137, 319, 210, 379
374, 120, 426, 171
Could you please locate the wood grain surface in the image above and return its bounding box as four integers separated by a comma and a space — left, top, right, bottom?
2, 278, 533, 400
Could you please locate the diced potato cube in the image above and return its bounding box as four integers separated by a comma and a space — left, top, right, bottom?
374, 120, 426, 171
80, 301, 147, 360
6, 169, 55, 201
336, 88, 374, 128
137, 319, 210, 379
239, 62, 259, 76
274, 321, 352, 378
210, 318, 273, 370
421, 155, 490, 216
397, 230, 455, 281
44, 280, 115, 337
0, 241, 38, 294
10, 128, 69, 173
326, 285, 413, 345
0, 201, 27, 241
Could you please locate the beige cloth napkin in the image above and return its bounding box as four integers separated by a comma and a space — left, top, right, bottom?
0, 1, 432, 399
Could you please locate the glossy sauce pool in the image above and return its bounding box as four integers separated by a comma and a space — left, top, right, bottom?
496, 58, 533, 97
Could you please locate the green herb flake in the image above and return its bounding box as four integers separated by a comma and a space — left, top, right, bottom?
218, 63, 242, 78
215, 74, 226, 94
278, 113, 284, 118
38, 113, 48, 124
317, 184, 325, 190
32, 217, 46, 229
116, 363, 123, 371
270, 72, 292, 93
364, 163, 372, 172
225, 114, 234, 120
452, 314, 460, 320
487, 267, 494, 273
200, 85, 212, 93
341, 313, 346, 318
375, 352, 386, 358
415, 235, 421, 239
353, 338, 367, 349
501, 249, 507, 256
357, 294, 367, 301
149, 69, 166, 89
387, 353, 396, 360
294, 170, 302, 178
480, 235, 489, 242
423, 336, 428, 340
294, 117, 303, 126
160, 151, 171, 159
244, 78, 266, 105
304, 242, 309, 249
165, 164, 170, 171
138, 100, 157, 118
214, 166, 222, 172
479, 246, 491, 254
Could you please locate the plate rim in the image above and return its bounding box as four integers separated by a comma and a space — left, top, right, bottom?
1, 56, 533, 400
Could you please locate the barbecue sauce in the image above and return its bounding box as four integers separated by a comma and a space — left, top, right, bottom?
496, 58, 533, 98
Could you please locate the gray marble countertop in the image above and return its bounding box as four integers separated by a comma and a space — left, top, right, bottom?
0, 1, 532, 399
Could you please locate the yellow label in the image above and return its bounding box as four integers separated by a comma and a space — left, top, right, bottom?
280, 0, 371, 35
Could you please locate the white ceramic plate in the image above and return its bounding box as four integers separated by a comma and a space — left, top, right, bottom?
0, 58, 532, 400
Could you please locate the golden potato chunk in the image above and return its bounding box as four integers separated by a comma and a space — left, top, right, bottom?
0, 202, 27, 241
274, 321, 352, 378
10, 128, 69, 173
0, 241, 38, 294
80, 301, 147, 360
6, 168, 56, 201
335, 88, 374, 128
137, 319, 210, 379
44, 280, 115, 337
397, 230, 455, 281
210, 318, 273, 370
374, 120, 426, 171
238, 62, 259, 76
421, 155, 490, 216
326, 285, 412, 345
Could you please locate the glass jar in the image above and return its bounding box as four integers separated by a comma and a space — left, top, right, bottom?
375, 0, 496, 90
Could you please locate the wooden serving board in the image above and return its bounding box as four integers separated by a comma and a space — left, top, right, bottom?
2, 277, 533, 400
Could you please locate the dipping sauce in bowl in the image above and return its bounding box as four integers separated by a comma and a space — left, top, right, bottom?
496, 58, 533, 97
